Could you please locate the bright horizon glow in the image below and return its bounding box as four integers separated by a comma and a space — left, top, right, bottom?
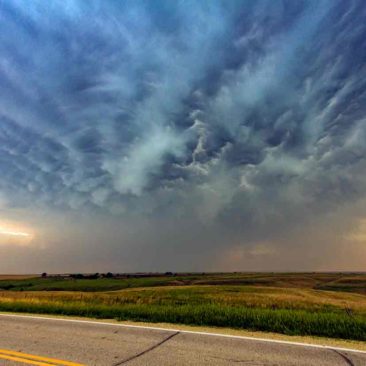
0, 228, 31, 237
0, 220, 35, 244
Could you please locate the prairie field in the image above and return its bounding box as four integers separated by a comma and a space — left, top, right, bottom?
0, 272, 365, 340
0, 275, 39, 280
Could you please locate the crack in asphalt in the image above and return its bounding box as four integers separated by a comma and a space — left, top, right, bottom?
331, 349, 355, 366
111, 331, 180, 365
211, 356, 277, 365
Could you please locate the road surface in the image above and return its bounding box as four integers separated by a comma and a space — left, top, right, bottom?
0, 313, 365, 365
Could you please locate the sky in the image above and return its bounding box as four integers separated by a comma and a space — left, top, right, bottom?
0, 0, 366, 273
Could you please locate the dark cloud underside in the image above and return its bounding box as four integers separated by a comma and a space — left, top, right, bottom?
0, 0, 366, 272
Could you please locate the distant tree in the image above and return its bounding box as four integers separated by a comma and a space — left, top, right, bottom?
165, 272, 173, 276
41, 272, 47, 278
105, 272, 114, 278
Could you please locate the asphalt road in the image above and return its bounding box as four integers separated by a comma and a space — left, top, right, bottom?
0, 314, 365, 366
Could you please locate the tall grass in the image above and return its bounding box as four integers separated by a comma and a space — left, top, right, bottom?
0, 299, 365, 341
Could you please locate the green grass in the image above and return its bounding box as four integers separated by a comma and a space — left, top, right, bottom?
0, 300, 364, 340
0, 276, 198, 291
1, 272, 366, 293
1, 273, 366, 341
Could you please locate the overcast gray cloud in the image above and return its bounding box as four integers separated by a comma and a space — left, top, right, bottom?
0, 0, 366, 273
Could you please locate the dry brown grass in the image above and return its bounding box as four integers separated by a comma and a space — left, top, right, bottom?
1, 284, 365, 315
0, 275, 38, 280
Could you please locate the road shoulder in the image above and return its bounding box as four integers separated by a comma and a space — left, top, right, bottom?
1, 311, 365, 353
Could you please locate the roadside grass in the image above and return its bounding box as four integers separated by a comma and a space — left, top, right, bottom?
0, 285, 365, 341
1, 273, 365, 340
0, 300, 365, 341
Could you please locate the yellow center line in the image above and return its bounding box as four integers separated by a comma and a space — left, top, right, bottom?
0, 349, 85, 366
0, 353, 54, 366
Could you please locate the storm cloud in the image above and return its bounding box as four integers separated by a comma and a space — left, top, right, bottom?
1, 0, 366, 273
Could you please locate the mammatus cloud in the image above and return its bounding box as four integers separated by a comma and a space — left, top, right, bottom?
0, 0, 366, 272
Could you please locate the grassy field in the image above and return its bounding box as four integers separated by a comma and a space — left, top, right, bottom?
1, 272, 366, 293
0, 273, 365, 341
